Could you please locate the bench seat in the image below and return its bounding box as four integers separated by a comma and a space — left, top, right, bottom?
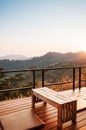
32, 87, 77, 129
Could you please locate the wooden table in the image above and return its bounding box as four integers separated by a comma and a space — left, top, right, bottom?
32, 87, 77, 129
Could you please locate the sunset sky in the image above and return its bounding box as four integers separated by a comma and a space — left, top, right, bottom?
0, 0, 86, 57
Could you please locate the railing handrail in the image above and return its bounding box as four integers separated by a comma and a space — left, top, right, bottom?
0, 66, 86, 73
0, 86, 33, 93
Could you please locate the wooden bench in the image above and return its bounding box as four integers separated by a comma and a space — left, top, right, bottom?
32, 87, 77, 129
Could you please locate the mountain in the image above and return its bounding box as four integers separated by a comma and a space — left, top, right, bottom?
0, 55, 31, 60
0, 51, 86, 71
28, 51, 86, 67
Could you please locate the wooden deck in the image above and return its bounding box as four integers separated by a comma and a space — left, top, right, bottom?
0, 87, 86, 130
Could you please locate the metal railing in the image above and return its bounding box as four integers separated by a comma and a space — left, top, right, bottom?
0, 66, 86, 94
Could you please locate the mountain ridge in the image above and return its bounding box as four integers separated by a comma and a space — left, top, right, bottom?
0, 51, 86, 70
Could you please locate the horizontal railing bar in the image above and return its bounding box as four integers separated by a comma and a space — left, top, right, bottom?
0, 86, 33, 93
0, 66, 86, 74
44, 81, 73, 86
0, 69, 33, 73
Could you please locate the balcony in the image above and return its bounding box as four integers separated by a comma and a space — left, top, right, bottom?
0, 67, 86, 130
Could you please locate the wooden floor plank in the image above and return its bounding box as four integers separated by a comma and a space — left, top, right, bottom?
78, 125, 86, 130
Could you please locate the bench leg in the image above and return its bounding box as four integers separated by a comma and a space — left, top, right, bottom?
72, 101, 77, 124
32, 94, 36, 108
57, 106, 62, 130
72, 110, 76, 124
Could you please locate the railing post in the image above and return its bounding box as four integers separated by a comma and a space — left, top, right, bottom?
32, 70, 35, 88
42, 69, 44, 87
79, 67, 81, 90
73, 68, 75, 91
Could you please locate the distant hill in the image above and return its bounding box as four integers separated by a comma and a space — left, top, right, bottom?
0, 54, 31, 60
27, 51, 86, 67
0, 51, 86, 70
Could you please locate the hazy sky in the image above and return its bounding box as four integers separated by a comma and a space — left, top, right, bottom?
0, 0, 86, 57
